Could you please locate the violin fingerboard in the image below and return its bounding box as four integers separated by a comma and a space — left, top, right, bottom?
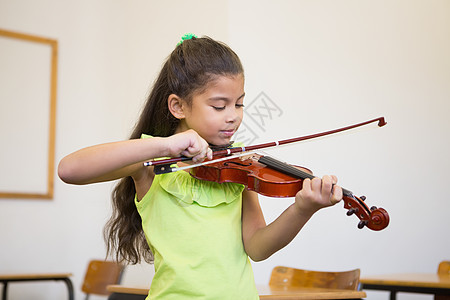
258, 155, 353, 197
258, 155, 314, 180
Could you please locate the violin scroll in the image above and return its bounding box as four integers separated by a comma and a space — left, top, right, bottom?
366, 207, 390, 231
343, 194, 389, 231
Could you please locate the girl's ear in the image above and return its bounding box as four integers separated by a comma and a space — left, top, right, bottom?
167, 94, 186, 119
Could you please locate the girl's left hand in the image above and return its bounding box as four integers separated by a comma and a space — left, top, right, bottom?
294, 175, 343, 215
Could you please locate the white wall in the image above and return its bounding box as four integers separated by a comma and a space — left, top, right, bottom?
228, 1, 450, 299
1, 1, 449, 299
0, 0, 229, 299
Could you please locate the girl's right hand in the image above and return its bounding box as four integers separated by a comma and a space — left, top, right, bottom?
166, 129, 213, 163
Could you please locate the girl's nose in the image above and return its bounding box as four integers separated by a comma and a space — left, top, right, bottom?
226, 108, 241, 123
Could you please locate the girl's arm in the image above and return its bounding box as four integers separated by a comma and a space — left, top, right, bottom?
58, 129, 212, 185
241, 175, 342, 262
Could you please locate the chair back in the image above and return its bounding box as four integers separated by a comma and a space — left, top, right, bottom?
269, 266, 360, 290
81, 259, 124, 298
435, 261, 450, 300
438, 261, 450, 276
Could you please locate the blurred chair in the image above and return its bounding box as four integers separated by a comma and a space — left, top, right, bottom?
81, 259, 124, 300
269, 266, 361, 290
438, 261, 450, 276
435, 261, 450, 300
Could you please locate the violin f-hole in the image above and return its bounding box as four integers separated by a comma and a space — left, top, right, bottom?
224, 161, 252, 167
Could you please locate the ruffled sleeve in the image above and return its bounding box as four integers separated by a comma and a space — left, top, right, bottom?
157, 171, 244, 207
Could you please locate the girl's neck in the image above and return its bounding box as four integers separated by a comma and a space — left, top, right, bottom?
209, 141, 234, 151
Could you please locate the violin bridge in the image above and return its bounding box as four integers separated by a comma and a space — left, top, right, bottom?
153, 164, 174, 174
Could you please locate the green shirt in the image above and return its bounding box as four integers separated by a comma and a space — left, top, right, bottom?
135, 145, 259, 299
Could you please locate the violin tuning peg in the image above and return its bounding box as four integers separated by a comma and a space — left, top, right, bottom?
370, 206, 377, 211
358, 220, 368, 229
346, 208, 358, 216
360, 196, 366, 201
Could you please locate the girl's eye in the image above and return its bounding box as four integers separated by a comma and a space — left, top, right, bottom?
212, 106, 225, 111
236, 104, 245, 108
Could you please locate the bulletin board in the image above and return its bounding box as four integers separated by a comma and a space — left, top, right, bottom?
0, 29, 58, 199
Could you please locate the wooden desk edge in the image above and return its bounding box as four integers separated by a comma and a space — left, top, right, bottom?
361, 273, 450, 289
0, 274, 75, 300
107, 285, 367, 299
259, 291, 366, 299
108, 284, 149, 295
0, 273, 73, 280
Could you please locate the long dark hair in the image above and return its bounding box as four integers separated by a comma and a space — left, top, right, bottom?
104, 36, 244, 264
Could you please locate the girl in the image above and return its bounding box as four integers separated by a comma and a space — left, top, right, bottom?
58, 34, 343, 300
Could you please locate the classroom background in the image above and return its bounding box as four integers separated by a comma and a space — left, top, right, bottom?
1, 0, 449, 299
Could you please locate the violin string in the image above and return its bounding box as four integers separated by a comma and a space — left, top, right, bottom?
258, 156, 314, 180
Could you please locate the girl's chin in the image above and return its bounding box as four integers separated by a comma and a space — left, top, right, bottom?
208, 137, 233, 148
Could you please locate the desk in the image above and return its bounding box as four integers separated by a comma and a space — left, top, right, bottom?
361, 273, 450, 300
107, 284, 367, 299
0, 273, 74, 300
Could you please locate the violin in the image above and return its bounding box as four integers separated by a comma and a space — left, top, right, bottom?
146, 117, 390, 231
189, 153, 389, 231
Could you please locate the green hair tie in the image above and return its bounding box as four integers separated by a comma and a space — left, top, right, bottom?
177, 33, 198, 46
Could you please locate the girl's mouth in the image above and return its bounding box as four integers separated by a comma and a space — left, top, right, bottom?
220, 129, 235, 137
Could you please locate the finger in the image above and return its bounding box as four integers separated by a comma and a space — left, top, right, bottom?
191, 155, 205, 163
206, 147, 213, 160
191, 148, 208, 163
181, 148, 198, 158
310, 177, 322, 192
192, 142, 213, 163
330, 184, 343, 205
182, 134, 208, 157
301, 178, 312, 195
321, 175, 338, 205
330, 175, 338, 185
330, 185, 343, 205
321, 175, 334, 195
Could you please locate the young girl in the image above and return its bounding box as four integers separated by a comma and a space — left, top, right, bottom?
58, 34, 343, 300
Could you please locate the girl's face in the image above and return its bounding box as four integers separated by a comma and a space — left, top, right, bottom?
177, 74, 245, 146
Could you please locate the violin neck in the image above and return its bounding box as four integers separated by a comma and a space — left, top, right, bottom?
257, 156, 353, 197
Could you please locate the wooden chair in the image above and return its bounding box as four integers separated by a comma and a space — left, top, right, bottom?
81, 259, 124, 300
269, 266, 361, 290
435, 261, 450, 300
438, 261, 450, 276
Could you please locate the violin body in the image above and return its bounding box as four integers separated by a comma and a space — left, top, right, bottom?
190, 154, 390, 231
190, 154, 307, 198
